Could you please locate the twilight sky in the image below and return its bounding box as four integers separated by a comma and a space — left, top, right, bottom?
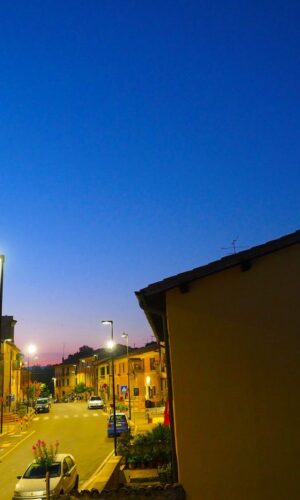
0, 1, 299, 364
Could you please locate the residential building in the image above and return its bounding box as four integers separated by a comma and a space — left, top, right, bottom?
54, 343, 167, 410
54, 362, 77, 400
0, 317, 21, 412
136, 229, 300, 500
96, 342, 167, 411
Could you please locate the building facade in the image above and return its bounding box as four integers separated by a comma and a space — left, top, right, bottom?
0, 317, 22, 413
136, 230, 300, 500
54, 343, 168, 410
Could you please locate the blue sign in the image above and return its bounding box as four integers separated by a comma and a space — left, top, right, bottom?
120, 385, 128, 394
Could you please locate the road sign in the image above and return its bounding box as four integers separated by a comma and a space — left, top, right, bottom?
120, 385, 127, 394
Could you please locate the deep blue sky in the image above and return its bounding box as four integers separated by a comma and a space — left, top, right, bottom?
1, 1, 299, 364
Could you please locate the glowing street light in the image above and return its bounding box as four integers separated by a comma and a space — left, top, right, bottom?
26, 344, 37, 408
101, 320, 117, 456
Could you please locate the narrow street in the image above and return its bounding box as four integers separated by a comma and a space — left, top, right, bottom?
0, 401, 113, 500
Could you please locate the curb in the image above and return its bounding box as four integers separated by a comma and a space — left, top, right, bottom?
80, 449, 115, 490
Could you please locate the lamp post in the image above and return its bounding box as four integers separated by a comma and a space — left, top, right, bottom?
0, 255, 5, 433
52, 377, 57, 400
101, 320, 117, 456
26, 344, 37, 409
121, 332, 131, 420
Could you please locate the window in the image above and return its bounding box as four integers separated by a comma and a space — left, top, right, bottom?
133, 388, 139, 396
67, 379, 69, 386
106, 365, 110, 375
109, 414, 127, 423
150, 358, 156, 370
100, 367, 105, 377
24, 463, 61, 479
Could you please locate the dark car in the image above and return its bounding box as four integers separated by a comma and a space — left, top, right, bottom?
35, 398, 50, 413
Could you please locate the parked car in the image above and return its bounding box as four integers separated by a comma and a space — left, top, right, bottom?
13, 453, 79, 499
107, 412, 130, 437
35, 398, 50, 414
87, 396, 104, 409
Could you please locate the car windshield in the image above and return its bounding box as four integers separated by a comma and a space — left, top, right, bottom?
36, 399, 48, 404
23, 462, 61, 479
109, 414, 127, 423
91, 397, 100, 401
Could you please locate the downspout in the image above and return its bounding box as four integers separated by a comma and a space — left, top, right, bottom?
140, 302, 179, 483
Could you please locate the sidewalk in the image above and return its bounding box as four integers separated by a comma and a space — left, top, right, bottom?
130, 410, 164, 435
0, 409, 35, 437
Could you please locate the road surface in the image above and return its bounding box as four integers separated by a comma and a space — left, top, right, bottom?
0, 401, 113, 500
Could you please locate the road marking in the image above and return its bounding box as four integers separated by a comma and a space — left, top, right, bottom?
0, 430, 36, 461
74, 414, 79, 418
92, 413, 100, 417
83, 414, 88, 417
54, 416, 59, 419
33, 417, 39, 421
63, 415, 69, 418
43, 416, 49, 420
0, 442, 11, 449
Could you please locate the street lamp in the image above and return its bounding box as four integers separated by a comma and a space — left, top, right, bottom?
0, 255, 5, 434
26, 344, 37, 408
121, 332, 131, 420
101, 320, 117, 456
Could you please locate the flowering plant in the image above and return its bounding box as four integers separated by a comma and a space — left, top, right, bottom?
32, 439, 59, 468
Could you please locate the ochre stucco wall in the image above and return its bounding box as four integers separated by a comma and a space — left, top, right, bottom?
167, 244, 300, 499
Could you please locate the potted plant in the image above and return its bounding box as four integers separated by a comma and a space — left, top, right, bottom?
158, 462, 172, 483
32, 440, 59, 500
127, 456, 137, 470
143, 453, 154, 468
117, 431, 132, 465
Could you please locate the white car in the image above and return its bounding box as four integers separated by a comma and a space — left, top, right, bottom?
87, 395, 104, 409
13, 453, 79, 499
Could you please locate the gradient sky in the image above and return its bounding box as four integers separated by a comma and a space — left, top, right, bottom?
0, 1, 299, 364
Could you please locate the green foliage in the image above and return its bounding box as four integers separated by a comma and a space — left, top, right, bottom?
16, 402, 27, 416
75, 383, 86, 394
40, 383, 51, 397
118, 424, 172, 469
115, 402, 128, 412
27, 384, 36, 400
158, 462, 172, 482
117, 431, 132, 459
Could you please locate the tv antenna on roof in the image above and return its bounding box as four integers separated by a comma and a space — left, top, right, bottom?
221, 236, 246, 255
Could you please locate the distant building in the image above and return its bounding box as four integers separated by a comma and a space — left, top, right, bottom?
54, 342, 167, 409
136, 229, 300, 500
